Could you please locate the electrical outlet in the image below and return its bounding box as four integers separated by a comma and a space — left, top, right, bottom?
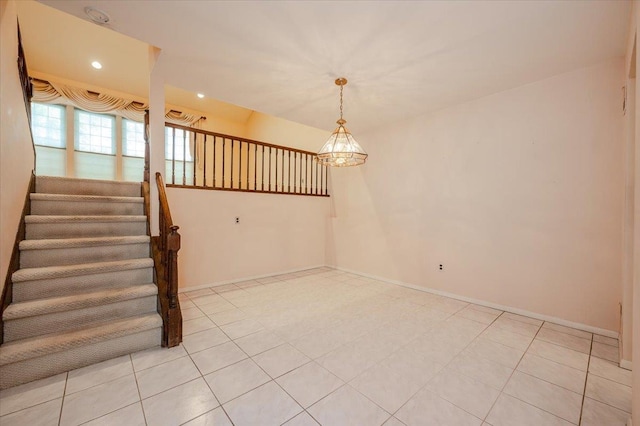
235, 217, 240, 224
439, 264, 443, 270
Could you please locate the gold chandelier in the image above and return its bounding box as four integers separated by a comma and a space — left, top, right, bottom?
317, 78, 368, 167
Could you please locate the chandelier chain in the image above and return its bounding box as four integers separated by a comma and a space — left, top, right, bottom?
339, 84, 344, 121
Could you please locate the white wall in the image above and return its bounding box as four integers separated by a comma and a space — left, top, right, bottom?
0, 0, 35, 288
328, 59, 624, 332
167, 188, 329, 289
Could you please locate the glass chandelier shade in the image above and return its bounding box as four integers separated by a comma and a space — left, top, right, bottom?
316, 78, 368, 167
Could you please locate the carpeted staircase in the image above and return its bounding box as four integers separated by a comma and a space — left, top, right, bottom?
0, 176, 162, 389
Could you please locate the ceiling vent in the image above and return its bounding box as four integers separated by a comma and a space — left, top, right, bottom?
84, 6, 110, 25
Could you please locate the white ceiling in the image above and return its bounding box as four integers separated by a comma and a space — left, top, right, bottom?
37, 0, 630, 134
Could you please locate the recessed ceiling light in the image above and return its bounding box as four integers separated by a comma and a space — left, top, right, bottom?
91, 61, 103, 70
197, 93, 205, 99
84, 6, 110, 25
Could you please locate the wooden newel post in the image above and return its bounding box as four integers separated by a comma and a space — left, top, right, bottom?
167, 225, 180, 309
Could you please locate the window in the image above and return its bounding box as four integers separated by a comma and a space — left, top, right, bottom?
31, 103, 66, 177
165, 127, 193, 161
75, 110, 115, 154
32, 103, 65, 148
30, 102, 146, 181
123, 119, 146, 157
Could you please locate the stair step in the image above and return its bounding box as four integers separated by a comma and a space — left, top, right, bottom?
31, 193, 144, 216
0, 313, 162, 389
12, 264, 153, 302
20, 236, 150, 268
12, 258, 154, 283
36, 176, 141, 197
3, 284, 158, 341
25, 215, 147, 238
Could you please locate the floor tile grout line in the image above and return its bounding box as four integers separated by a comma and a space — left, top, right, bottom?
480, 315, 543, 423
57, 372, 68, 426
131, 353, 149, 426
578, 334, 593, 426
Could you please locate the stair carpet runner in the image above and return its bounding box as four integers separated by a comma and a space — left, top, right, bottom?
0, 176, 162, 389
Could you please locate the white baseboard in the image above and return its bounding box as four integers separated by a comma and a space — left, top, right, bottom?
178, 264, 327, 293
620, 359, 633, 371
332, 265, 619, 339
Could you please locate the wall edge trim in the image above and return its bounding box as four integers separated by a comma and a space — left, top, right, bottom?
178, 264, 326, 292
620, 359, 633, 371
332, 265, 619, 339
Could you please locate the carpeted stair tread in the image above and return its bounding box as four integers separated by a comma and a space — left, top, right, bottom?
0, 313, 162, 366
31, 193, 143, 204
36, 176, 141, 197
25, 215, 147, 223
20, 235, 150, 250
12, 258, 154, 283
3, 284, 157, 320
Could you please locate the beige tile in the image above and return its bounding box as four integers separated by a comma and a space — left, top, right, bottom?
84, 402, 145, 426
382, 417, 406, 426
66, 355, 133, 395
182, 327, 230, 354
183, 317, 217, 336
350, 352, 437, 413
136, 356, 201, 399
593, 334, 618, 347
191, 341, 248, 375
204, 358, 270, 403
276, 362, 344, 408
588, 356, 632, 386
580, 397, 630, 426
182, 306, 206, 321
501, 312, 543, 326
464, 338, 524, 368
492, 317, 540, 337
198, 298, 236, 315
467, 304, 503, 315
223, 381, 302, 426
234, 329, 284, 356
526, 339, 589, 371
0, 372, 66, 416
308, 385, 389, 426
142, 378, 219, 426
585, 374, 632, 413
503, 371, 582, 424
253, 343, 311, 378
290, 327, 355, 359
184, 289, 215, 299
448, 352, 513, 390
131, 344, 187, 371
591, 341, 619, 363
60, 374, 139, 426
541, 322, 592, 340
456, 306, 500, 324
0, 398, 62, 426
427, 368, 500, 419
220, 318, 265, 339
182, 407, 232, 426
535, 329, 591, 354
485, 393, 573, 426
516, 353, 586, 394
396, 389, 482, 426
481, 326, 533, 351
208, 308, 248, 326
283, 412, 320, 426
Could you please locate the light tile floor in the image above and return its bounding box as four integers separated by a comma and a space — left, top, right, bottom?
0, 268, 632, 426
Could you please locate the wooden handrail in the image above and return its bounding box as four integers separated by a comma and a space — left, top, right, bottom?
143, 110, 150, 183
165, 122, 330, 197
147, 172, 182, 347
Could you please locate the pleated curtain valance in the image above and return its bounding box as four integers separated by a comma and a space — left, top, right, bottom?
31, 78, 203, 126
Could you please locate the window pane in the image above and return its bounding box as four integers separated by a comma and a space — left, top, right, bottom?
122, 119, 146, 158
35, 145, 66, 176
74, 151, 116, 180
75, 110, 114, 154
30, 103, 65, 148
165, 127, 193, 161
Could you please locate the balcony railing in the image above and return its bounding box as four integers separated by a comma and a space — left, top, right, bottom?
164, 123, 329, 197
